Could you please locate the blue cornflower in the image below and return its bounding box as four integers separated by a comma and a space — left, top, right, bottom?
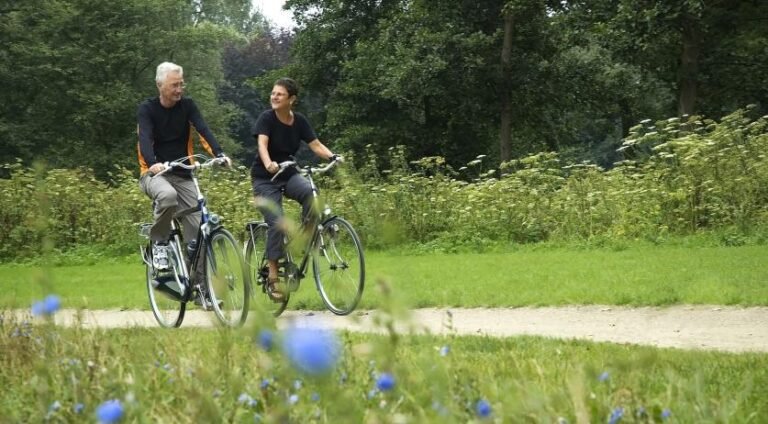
293, 379, 303, 390
257, 330, 274, 351
32, 295, 61, 316
475, 399, 492, 418
608, 407, 624, 424
661, 408, 672, 420
311, 392, 320, 402
260, 379, 270, 389
439, 345, 450, 356
96, 399, 123, 423
598, 371, 610, 382
281, 326, 340, 375
376, 372, 395, 391
73, 403, 85, 414
238, 393, 257, 408
288, 394, 299, 405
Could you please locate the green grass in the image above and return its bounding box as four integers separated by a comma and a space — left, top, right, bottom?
1, 243, 767, 310
1, 316, 765, 422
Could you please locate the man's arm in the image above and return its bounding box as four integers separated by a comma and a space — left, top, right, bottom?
188, 100, 224, 157
137, 104, 166, 174
137, 104, 157, 166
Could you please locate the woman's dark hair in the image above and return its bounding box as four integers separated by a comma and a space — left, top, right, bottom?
275, 77, 299, 97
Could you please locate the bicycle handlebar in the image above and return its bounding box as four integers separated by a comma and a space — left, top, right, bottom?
152, 154, 229, 178
270, 157, 342, 182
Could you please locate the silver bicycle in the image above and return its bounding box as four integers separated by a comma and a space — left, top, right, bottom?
139, 154, 250, 327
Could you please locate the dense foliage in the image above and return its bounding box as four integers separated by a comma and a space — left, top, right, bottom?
1, 109, 765, 261
282, 0, 768, 166
0, 0, 278, 176
3, 0, 766, 177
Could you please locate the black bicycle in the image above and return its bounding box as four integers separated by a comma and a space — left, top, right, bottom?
244, 158, 365, 317
139, 154, 250, 327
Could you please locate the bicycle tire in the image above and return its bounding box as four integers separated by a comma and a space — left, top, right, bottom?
146, 242, 186, 328
312, 217, 365, 315
205, 228, 250, 327
244, 223, 289, 317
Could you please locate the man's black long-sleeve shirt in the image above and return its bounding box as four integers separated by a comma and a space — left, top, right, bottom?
137, 97, 222, 176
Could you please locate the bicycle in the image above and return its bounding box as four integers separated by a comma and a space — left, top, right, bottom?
139, 154, 250, 328
244, 158, 365, 317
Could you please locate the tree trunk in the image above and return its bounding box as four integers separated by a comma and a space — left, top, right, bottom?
499, 11, 514, 163
678, 13, 701, 116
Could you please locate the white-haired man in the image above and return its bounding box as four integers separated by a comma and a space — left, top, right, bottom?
137, 62, 230, 271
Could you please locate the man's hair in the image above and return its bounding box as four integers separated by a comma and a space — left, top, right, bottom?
156, 62, 183, 84
275, 77, 299, 97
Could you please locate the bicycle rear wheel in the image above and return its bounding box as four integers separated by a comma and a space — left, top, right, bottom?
206, 228, 250, 327
244, 222, 289, 317
146, 243, 186, 328
313, 217, 365, 315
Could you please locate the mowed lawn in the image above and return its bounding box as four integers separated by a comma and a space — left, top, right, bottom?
1, 244, 766, 310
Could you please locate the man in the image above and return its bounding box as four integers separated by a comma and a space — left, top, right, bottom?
137, 61, 230, 270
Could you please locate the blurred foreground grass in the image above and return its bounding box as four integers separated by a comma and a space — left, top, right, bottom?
1, 313, 765, 423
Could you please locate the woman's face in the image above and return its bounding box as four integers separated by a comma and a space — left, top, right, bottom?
270, 85, 294, 111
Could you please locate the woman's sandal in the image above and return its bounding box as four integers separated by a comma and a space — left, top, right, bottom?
267, 277, 285, 301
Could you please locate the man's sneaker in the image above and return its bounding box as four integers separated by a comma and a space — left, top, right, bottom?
152, 242, 171, 271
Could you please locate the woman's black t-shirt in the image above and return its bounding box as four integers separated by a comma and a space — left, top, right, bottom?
251, 109, 317, 180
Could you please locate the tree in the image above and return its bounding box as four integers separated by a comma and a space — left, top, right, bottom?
221, 29, 294, 166
0, 0, 245, 176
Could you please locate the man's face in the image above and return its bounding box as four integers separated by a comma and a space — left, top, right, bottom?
158, 71, 185, 104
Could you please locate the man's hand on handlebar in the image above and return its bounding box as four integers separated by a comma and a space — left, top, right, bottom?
149, 162, 167, 175
330, 154, 344, 163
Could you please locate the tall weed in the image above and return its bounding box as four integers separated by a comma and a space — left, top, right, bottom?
1, 108, 766, 260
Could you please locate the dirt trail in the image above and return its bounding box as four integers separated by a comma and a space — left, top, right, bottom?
9, 305, 767, 353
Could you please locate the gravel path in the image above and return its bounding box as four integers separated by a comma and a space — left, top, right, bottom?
11, 305, 768, 353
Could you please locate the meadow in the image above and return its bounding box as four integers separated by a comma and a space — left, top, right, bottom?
1, 242, 767, 311
2, 238, 768, 422
2, 294, 767, 423
1, 110, 768, 422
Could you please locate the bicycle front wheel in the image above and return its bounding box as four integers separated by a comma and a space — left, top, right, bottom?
146, 243, 186, 328
313, 217, 365, 315
244, 223, 289, 317
206, 228, 250, 327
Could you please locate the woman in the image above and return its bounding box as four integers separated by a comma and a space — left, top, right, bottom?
251, 77, 340, 300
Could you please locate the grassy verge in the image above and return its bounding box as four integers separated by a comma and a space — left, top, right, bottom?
1, 314, 765, 422
2, 243, 767, 310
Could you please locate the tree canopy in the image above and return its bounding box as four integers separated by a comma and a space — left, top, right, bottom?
1, 0, 765, 176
